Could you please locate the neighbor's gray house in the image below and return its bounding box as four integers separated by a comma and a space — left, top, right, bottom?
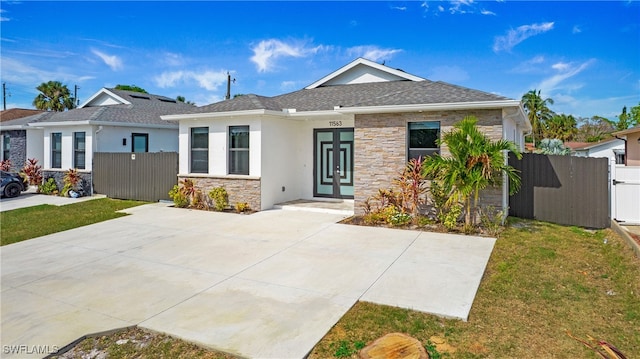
0, 109, 46, 171
11, 88, 194, 193
162, 58, 532, 214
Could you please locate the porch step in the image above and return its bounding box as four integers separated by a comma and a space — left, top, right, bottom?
273, 199, 354, 216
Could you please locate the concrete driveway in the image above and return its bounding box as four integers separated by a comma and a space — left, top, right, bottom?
0, 191, 104, 212
1, 203, 495, 359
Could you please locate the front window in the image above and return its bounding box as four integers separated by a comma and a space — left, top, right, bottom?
229, 126, 249, 175
51, 132, 62, 168
190, 127, 208, 173
73, 132, 86, 169
132, 133, 149, 153
2, 133, 9, 161
408, 121, 440, 160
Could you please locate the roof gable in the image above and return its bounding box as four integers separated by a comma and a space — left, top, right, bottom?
305, 58, 424, 89
79, 88, 131, 108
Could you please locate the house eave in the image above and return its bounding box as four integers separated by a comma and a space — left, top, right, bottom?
335, 100, 523, 115
161, 109, 285, 121
27, 120, 178, 129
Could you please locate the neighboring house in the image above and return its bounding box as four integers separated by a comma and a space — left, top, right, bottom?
613, 126, 640, 166
14, 88, 194, 193
565, 138, 626, 164
162, 58, 531, 214
0, 109, 46, 171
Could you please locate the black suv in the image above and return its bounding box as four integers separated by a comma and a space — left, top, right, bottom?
1, 171, 28, 198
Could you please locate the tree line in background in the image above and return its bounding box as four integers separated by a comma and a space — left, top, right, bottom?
521, 89, 640, 145
26, 81, 640, 143
30, 81, 194, 111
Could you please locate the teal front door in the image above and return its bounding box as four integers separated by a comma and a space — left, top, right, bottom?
314, 128, 354, 199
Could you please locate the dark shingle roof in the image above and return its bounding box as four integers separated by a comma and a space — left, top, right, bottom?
25, 89, 196, 126
0, 108, 46, 122
187, 80, 512, 115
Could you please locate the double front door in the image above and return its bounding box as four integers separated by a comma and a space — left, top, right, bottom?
314, 128, 354, 199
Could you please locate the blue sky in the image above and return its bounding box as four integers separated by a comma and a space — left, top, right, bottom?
1, 1, 639, 120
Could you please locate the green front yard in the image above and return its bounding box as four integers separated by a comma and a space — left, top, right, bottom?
0, 198, 147, 246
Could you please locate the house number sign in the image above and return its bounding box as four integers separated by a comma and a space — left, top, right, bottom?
329, 121, 343, 127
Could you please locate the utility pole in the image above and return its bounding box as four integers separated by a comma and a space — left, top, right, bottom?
225, 72, 235, 100
2, 82, 6, 111
74, 85, 80, 108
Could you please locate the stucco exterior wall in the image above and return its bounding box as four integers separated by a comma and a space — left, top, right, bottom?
626, 131, 640, 166
353, 109, 504, 215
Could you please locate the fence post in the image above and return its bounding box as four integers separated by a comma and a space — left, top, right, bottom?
610, 157, 616, 222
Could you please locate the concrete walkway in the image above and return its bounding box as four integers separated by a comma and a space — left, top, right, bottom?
0, 191, 105, 212
1, 204, 495, 359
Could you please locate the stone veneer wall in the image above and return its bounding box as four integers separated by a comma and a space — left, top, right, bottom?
181, 176, 261, 211
353, 110, 504, 215
42, 170, 92, 196
2, 130, 27, 170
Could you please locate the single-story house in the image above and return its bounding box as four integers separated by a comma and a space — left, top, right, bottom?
613, 126, 640, 166
8, 88, 194, 193
0, 109, 46, 171
162, 58, 531, 214
565, 138, 626, 164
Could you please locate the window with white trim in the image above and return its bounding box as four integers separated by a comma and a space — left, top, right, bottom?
408, 121, 440, 160
229, 126, 249, 175
190, 127, 208, 173
73, 132, 86, 169
51, 132, 62, 168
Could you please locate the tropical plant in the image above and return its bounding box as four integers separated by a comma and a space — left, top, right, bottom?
235, 202, 250, 213
21, 158, 42, 186
522, 89, 555, 145
544, 113, 577, 142
33, 81, 74, 111
0, 159, 12, 171
615, 104, 640, 131
392, 156, 428, 221
423, 116, 522, 227
39, 178, 59, 195
208, 187, 228, 211
168, 185, 188, 208
536, 138, 571, 155
61, 168, 82, 196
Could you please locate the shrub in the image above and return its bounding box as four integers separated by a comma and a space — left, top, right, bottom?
21, 158, 43, 186
443, 203, 462, 231
61, 168, 82, 197
39, 178, 59, 195
168, 185, 188, 208
235, 202, 250, 213
480, 205, 506, 236
208, 187, 228, 211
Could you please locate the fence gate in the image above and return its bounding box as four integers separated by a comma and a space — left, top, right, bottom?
93, 152, 178, 202
509, 153, 610, 228
611, 162, 640, 225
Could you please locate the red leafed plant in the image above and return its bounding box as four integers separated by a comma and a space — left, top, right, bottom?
22, 158, 43, 185
566, 331, 627, 359
0, 159, 12, 171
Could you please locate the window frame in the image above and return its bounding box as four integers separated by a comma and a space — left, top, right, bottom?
190, 127, 209, 174
51, 132, 62, 168
131, 133, 149, 153
2, 133, 10, 161
228, 125, 250, 175
407, 121, 441, 161
73, 132, 86, 169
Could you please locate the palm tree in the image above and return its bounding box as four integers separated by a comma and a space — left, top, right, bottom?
33, 81, 74, 111
521, 89, 555, 145
423, 116, 522, 227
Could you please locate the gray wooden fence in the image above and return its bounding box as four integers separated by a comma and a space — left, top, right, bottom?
93, 152, 178, 202
509, 153, 610, 228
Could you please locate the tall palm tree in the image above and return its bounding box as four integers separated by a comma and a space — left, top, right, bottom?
32, 81, 74, 111
423, 116, 522, 227
521, 89, 555, 145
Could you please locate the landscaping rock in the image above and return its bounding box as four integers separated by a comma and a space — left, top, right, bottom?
358, 332, 428, 359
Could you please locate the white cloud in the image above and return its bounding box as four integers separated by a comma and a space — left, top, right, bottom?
154, 70, 228, 91
536, 59, 596, 94
160, 52, 185, 67
346, 45, 402, 62
449, 0, 474, 14
91, 49, 123, 71
438, 5, 445, 12
480, 9, 496, 16
493, 22, 555, 52
0, 9, 8, 22
572, 25, 582, 34
250, 39, 324, 73
391, 6, 407, 11
510, 55, 546, 73
280, 81, 297, 91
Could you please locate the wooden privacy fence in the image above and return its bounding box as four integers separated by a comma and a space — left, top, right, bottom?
509, 153, 610, 229
93, 152, 178, 202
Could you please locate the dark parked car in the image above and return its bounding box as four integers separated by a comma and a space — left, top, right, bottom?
1, 171, 28, 198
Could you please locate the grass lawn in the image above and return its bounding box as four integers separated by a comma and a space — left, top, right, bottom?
0, 198, 147, 246
17, 216, 640, 358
